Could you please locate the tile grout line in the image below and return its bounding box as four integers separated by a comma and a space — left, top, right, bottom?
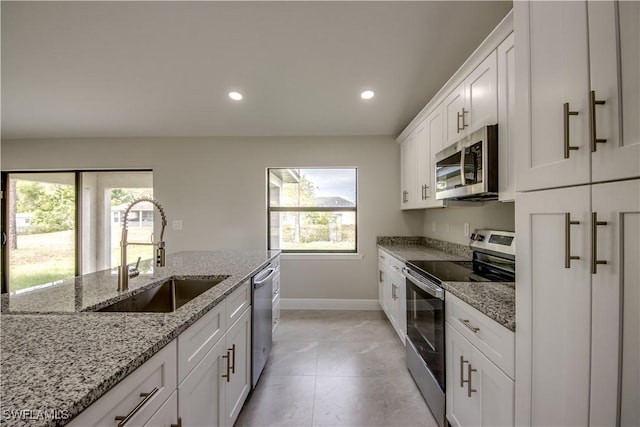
310, 340, 320, 427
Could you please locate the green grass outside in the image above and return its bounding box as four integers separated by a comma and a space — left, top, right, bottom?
9, 227, 155, 292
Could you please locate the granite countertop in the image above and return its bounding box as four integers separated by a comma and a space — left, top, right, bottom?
377, 237, 515, 332
0, 249, 279, 427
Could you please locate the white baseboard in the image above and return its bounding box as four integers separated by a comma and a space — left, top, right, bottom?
280, 298, 381, 311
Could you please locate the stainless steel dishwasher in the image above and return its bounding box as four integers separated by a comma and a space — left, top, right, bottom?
251, 261, 278, 388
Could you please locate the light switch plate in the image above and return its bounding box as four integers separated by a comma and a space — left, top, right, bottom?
464, 223, 470, 237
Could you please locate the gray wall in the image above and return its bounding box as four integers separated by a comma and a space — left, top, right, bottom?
421, 201, 515, 246
2, 136, 423, 302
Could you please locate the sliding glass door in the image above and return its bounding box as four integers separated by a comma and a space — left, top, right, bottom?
1, 170, 153, 294
5, 173, 76, 293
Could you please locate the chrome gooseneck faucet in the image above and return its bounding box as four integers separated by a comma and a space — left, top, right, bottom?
118, 197, 168, 292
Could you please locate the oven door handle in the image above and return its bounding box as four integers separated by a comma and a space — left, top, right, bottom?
402, 267, 444, 300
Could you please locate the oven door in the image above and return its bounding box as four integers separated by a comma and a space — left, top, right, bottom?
405, 272, 445, 391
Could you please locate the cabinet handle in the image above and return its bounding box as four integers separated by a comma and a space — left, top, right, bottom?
591, 212, 608, 274
461, 108, 469, 130
222, 351, 231, 383
563, 103, 580, 158
379, 270, 383, 283
565, 213, 581, 268
589, 91, 607, 152
391, 284, 396, 300
460, 356, 469, 388
114, 387, 159, 427
402, 190, 408, 204
458, 318, 480, 333
229, 343, 236, 374
457, 111, 463, 133
170, 418, 183, 427
467, 364, 478, 397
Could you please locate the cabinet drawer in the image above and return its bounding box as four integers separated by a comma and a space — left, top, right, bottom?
226, 281, 250, 328
68, 340, 177, 427
446, 292, 514, 379
177, 301, 226, 384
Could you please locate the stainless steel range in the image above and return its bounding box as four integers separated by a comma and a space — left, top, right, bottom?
402, 230, 515, 427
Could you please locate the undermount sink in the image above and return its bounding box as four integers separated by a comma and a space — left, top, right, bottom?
97, 276, 229, 313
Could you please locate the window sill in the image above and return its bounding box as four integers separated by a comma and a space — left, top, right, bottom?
280, 253, 364, 261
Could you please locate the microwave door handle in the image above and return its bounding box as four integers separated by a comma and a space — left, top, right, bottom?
459, 148, 467, 186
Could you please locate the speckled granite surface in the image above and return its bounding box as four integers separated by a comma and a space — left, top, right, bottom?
377, 236, 472, 262
441, 282, 515, 332
0, 249, 279, 427
376, 237, 514, 332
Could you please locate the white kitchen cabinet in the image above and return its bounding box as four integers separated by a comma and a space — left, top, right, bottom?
272, 260, 281, 332
400, 106, 444, 211
400, 131, 417, 209
589, 0, 640, 183
514, 1, 639, 192
68, 341, 178, 427
223, 306, 252, 426
145, 390, 179, 427
178, 300, 251, 427
446, 323, 514, 427
515, 179, 640, 426
377, 248, 405, 344
444, 51, 498, 147
497, 32, 516, 202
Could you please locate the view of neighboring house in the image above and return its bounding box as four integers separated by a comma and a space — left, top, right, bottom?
111, 201, 155, 227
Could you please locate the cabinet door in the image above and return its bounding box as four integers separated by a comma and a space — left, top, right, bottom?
514, 1, 591, 191
414, 120, 430, 209
590, 179, 640, 426
400, 135, 415, 209
387, 266, 404, 335
515, 185, 592, 426
446, 323, 478, 427
497, 32, 516, 202
223, 307, 252, 427
144, 391, 178, 427
589, 0, 640, 183
444, 83, 467, 146
466, 50, 498, 133
471, 345, 515, 426
178, 338, 226, 427
425, 104, 444, 208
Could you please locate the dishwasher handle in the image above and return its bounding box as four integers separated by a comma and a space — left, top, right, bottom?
253, 268, 276, 288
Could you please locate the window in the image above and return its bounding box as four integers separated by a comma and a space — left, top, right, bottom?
268, 168, 357, 253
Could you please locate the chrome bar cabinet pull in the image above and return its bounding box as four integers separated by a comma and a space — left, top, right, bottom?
229, 344, 236, 374
589, 91, 607, 152
467, 364, 478, 397
591, 212, 608, 274
565, 213, 581, 268
459, 318, 480, 333
460, 356, 469, 388
222, 351, 231, 382
170, 418, 183, 427
115, 387, 159, 427
563, 103, 580, 158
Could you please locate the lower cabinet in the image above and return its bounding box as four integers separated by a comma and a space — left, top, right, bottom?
377, 248, 406, 344
178, 306, 251, 427
445, 294, 514, 427
68, 281, 253, 427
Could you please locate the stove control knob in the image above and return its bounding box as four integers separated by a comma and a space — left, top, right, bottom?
470, 233, 477, 240
476, 234, 485, 242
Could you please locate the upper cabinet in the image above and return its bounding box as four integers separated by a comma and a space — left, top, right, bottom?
398, 11, 514, 209
497, 33, 516, 202
444, 51, 498, 146
514, 1, 640, 192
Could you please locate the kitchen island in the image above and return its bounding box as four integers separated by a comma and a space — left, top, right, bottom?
0, 249, 279, 427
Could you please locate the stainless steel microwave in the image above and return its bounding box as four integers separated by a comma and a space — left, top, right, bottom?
435, 124, 498, 201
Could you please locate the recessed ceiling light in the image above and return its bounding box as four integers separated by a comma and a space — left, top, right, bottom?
360, 90, 375, 100
228, 91, 243, 101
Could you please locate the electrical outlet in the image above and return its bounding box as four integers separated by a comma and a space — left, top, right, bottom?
464, 223, 470, 237
172, 220, 183, 230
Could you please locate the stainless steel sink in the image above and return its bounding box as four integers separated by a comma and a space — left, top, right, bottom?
97, 276, 229, 313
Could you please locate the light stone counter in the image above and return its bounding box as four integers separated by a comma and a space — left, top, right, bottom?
0, 249, 279, 427
376, 237, 515, 332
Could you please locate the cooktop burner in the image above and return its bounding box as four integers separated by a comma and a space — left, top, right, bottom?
407, 260, 489, 283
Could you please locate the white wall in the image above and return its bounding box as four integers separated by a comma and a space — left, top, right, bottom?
1, 136, 423, 302
421, 201, 515, 246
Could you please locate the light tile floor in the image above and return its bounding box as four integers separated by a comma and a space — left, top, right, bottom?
235, 310, 438, 427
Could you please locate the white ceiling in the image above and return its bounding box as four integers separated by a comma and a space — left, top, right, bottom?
1, 1, 512, 140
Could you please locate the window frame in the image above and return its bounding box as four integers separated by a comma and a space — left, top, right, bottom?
266, 167, 358, 254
